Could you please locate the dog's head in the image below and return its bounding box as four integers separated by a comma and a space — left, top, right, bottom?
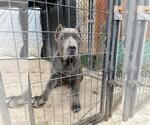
54, 24, 81, 60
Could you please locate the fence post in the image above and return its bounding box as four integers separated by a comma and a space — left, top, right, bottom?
0, 72, 12, 125
107, 0, 122, 118
128, 0, 150, 117
122, 0, 137, 121
122, 0, 150, 120
100, 0, 114, 120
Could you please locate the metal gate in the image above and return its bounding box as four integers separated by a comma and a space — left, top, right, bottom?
0, 0, 124, 125
104, 0, 123, 120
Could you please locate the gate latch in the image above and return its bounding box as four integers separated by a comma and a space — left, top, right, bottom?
137, 6, 150, 20
114, 5, 123, 21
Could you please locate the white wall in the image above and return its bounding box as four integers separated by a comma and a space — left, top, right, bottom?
0, 8, 43, 58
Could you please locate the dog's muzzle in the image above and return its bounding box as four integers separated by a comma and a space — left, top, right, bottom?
68, 46, 76, 55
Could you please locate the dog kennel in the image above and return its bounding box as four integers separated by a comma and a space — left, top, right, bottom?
0, 0, 150, 125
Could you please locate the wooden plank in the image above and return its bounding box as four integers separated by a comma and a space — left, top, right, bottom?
93, 0, 107, 54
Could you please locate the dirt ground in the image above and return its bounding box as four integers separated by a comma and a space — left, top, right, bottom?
0, 59, 102, 125
1, 59, 150, 125
97, 101, 150, 125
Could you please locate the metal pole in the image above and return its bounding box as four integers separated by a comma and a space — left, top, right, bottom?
87, 0, 94, 70
100, 0, 114, 120
0, 72, 12, 125
122, 0, 137, 121
27, 73, 36, 125
128, 0, 150, 117
107, 0, 122, 117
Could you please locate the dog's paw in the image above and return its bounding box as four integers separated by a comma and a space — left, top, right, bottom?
32, 96, 46, 108
71, 102, 81, 113
6, 96, 25, 108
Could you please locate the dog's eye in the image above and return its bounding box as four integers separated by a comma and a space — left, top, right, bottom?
71, 34, 80, 41
61, 36, 65, 40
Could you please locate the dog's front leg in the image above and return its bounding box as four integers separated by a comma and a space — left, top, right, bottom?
32, 74, 59, 108
71, 79, 81, 113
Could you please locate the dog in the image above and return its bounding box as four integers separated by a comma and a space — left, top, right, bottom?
32, 24, 83, 112
6, 24, 83, 113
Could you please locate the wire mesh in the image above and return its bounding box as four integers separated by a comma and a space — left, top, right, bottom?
0, 0, 141, 124
0, 0, 115, 125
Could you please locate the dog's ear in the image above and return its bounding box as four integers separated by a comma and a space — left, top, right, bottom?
76, 26, 81, 37
56, 24, 63, 32
54, 24, 63, 40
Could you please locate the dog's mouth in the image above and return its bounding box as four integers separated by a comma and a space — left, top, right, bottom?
69, 50, 76, 55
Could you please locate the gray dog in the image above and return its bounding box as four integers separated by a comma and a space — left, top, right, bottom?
6, 24, 83, 113
32, 24, 83, 112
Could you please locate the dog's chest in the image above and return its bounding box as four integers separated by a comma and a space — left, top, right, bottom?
52, 57, 80, 75
62, 59, 78, 74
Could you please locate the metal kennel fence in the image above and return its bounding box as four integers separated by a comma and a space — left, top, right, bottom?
1, 0, 150, 125
0, 0, 123, 125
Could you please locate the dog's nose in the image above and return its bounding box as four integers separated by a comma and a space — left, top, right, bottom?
69, 46, 76, 50
69, 46, 76, 55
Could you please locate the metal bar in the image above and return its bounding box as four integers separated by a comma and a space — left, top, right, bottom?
49, 55, 56, 125
87, 0, 94, 70
122, 0, 137, 121
0, 30, 108, 35
128, 19, 147, 118
0, 52, 107, 61
27, 73, 35, 125
87, 0, 94, 117
107, 0, 122, 117
56, 1, 64, 124
100, 0, 114, 121
8, 0, 28, 122
32, 2, 46, 120
107, 1, 121, 116
129, 0, 150, 117
0, 72, 12, 125
67, 1, 72, 124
